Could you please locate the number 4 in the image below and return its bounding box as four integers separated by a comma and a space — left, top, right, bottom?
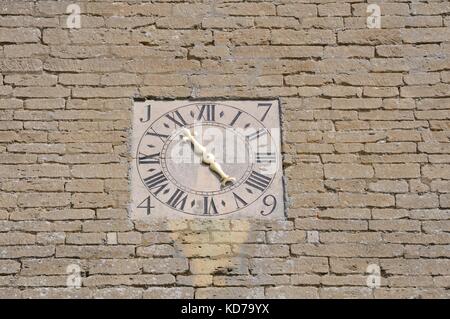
137, 196, 154, 215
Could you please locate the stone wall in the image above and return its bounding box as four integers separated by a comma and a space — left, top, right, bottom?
0, 0, 449, 299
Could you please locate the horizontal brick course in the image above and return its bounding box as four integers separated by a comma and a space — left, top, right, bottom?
0, 0, 448, 299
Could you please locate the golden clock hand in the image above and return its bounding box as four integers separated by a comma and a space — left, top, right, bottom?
180, 128, 206, 156
209, 160, 236, 186
181, 128, 236, 186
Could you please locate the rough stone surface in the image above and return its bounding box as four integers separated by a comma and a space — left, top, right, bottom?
0, 0, 448, 300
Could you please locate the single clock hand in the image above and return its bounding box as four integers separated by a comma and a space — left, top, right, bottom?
181, 128, 236, 186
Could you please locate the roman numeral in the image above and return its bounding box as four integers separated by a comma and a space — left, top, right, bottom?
245, 171, 271, 192
167, 189, 188, 210
143, 171, 168, 195
246, 129, 267, 141
198, 104, 216, 122
230, 111, 242, 126
139, 152, 160, 164
256, 152, 276, 163
203, 197, 219, 215
233, 192, 248, 209
146, 130, 169, 141
166, 111, 187, 127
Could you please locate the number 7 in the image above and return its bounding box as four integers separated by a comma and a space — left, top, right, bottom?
257, 103, 272, 122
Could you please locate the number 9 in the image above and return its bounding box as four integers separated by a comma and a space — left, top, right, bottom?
260, 194, 277, 216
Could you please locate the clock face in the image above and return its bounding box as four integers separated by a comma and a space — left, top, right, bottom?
130, 100, 285, 219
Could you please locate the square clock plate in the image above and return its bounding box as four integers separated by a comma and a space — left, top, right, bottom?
130, 100, 285, 220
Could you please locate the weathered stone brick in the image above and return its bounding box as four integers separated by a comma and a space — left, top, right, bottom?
401, 84, 450, 98
320, 287, 373, 299
88, 259, 141, 275
430, 181, 450, 193
244, 46, 319, 59
65, 180, 103, 193
189, 258, 247, 275
266, 231, 306, 244
58, 73, 100, 86
277, 4, 317, 18
177, 275, 212, 287
142, 258, 188, 274
0, 0, 446, 299
0, 246, 54, 259
66, 233, 105, 245
56, 246, 134, 259
71, 164, 127, 178
71, 193, 115, 209
236, 244, 289, 258
202, 17, 253, 29
339, 193, 395, 207
320, 232, 381, 243
117, 232, 142, 245
14, 86, 70, 98
330, 258, 379, 274
423, 165, 450, 179
318, 208, 371, 220
296, 218, 368, 231
440, 194, 450, 208
374, 164, 420, 179
174, 244, 228, 258
250, 257, 328, 274
0, 260, 21, 274
402, 28, 450, 44
18, 193, 70, 208
369, 220, 421, 232
324, 164, 374, 179
286, 164, 323, 179
419, 143, 450, 154
255, 16, 299, 28
211, 231, 265, 244
272, 30, 335, 45
292, 243, 403, 258
292, 193, 338, 208
196, 287, 265, 299
338, 30, 401, 45
83, 274, 173, 287
216, 3, 275, 16
0, 28, 40, 43
368, 180, 409, 193
365, 142, 417, 154
319, 3, 351, 17
422, 221, 450, 233
302, 17, 344, 29
137, 245, 175, 257
24, 99, 65, 110
5, 74, 56, 87
82, 220, 133, 233
143, 287, 194, 299
0, 59, 42, 72
397, 194, 439, 209
93, 288, 143, 299
382, 259, 450, 276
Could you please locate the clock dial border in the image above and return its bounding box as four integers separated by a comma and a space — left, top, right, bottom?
131, 100, 284, 219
